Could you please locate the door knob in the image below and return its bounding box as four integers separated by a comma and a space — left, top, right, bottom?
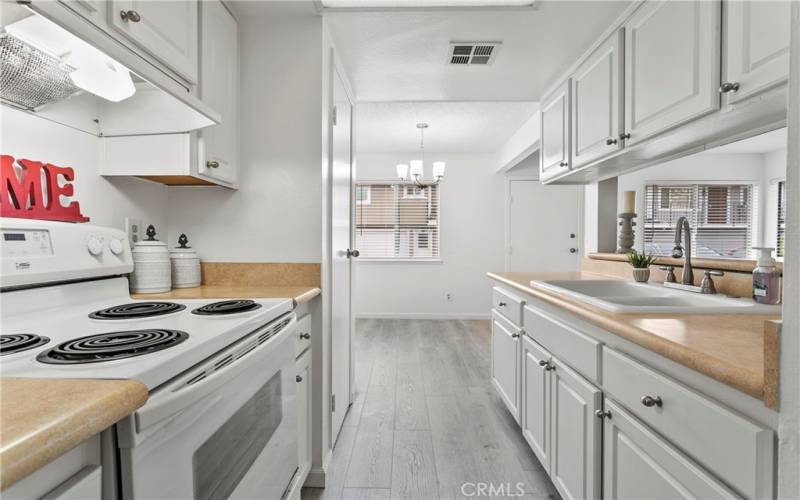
719, 82, 740, 93
120, 10, 141, 22
346, 249, 360, 258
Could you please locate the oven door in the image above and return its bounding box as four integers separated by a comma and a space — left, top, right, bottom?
118, 314, 299, 500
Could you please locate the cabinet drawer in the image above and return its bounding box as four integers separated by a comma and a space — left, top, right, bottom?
602, 347, 773, 499
524, 306, 600, 383
492, 287, 524, 326
295, 314, 312, 358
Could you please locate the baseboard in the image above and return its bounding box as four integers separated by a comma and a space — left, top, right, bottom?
304, 448, 332, 488
354, 312, 491, 320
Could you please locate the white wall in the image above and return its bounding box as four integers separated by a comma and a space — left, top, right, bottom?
0, 106, 169, 232
166, 13, 324, 262
353, 153, 504, 318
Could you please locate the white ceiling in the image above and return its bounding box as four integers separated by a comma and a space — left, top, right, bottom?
327, 1, 632, 101
704, 128, 788, 155
356, 101, 537, 153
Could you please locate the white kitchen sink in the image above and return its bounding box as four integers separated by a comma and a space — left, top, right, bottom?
530, 279, 780, 315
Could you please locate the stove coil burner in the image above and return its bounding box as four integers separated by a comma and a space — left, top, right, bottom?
0, 334, 50, 356
37, 329, 189, 364
192, 300, 262, 316
89, 302, 186, 320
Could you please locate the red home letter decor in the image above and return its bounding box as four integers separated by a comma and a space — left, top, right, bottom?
1, 154, 90, 222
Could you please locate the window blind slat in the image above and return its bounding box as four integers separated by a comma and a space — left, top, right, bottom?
354, 183, 440, 259
644, 183, 755, 259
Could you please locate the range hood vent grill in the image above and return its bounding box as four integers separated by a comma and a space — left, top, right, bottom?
0, 33, 81, 111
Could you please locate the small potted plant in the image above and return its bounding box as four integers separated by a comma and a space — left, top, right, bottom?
626, 250, 657, 283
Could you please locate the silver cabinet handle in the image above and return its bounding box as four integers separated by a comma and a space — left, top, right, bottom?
296, 375, 303, 383
300, 332, 311, 340
606, 138, 618, 145
346, 248, 360, 258
120, 10, 141, 22
595, 409, 612, 419
619, 132, 631, 140
719, 82, 740, 93
641, 395, 663, 408
206, 160, 220, 169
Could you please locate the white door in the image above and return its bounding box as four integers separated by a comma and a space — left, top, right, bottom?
507, 180, 582, 272
571, 30, 624, 168
602, 398, 737, 499
624, 0, 720, 146
296, 352, 311, 477
491, 316, 520, 422
330, 68, 353, 442
521, 336, 551, 471
723, 0, 791, 105
197, 0, 237, 185
110, 0, 198, 83
540, 80, 571, 181
549, 358, 602, 500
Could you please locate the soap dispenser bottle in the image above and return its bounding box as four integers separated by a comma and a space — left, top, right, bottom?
752, 247, 781, 305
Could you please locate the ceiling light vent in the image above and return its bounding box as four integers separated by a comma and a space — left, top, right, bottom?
448, 41, 501, 65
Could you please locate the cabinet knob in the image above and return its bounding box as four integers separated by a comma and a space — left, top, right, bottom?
511, 332, 520, 338
206, 160, 220, 169
719, 82, 740, 93
641, 395, 663, 408
619, 132, 631, 140
300, 332, 311, 340
569, 248, 578, 254
498, 301, 507, 307
296, 375, 303, 383
605, 138, 618, 146
595, 409, 612, 419
120, 10, 141, 22
559, 161, 569, 167
538, 359, 549, 367
545, 363, 555, 371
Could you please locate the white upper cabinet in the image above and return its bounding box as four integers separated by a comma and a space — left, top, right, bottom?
197, 0, 239, 186
540, 80, 571, 182
109, 0, 199, 84
623, 0, 721, 146
722, 0, 791, 105
571, 30, 624, 168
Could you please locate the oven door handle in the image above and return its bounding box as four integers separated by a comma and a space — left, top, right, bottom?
136, 314, 297, 432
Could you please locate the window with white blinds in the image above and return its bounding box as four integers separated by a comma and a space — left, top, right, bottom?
354, 183, 440, 259
777, 180, 786, 258
643, 183, 756, 259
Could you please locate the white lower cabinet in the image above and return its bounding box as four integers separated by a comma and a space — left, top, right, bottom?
296, 348, 312, 481
491, 311, 521, 423
602, 398, 737, 499
521, 336, 550, 468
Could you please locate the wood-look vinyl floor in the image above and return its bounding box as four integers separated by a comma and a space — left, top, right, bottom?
303, 319, 560, 500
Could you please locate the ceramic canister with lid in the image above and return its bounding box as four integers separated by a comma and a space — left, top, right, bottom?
170, 234, 201, 288
130, 225, 171, 293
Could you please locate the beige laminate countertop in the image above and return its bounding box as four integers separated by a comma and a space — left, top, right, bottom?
487, 271, 780, 408
0, 378, 148, 490
132, 285, 321, 304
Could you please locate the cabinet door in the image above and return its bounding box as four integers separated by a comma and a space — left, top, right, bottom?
623, 0, 720, 145
571, 30, 624, 168
549, 358, 601, 500
602, 398, 737, 500
540, 80, 571, 182
491, 316, 520, 422
521, 336, 550, 471
296, 353, 311, 476
723, 0, 791, 105
197, 0, 238, 185
109, 0, 198, 84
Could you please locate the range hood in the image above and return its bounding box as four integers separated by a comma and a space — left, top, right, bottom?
0, 4, 219, 137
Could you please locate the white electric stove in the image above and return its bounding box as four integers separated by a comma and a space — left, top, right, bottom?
1, 218, 301, 500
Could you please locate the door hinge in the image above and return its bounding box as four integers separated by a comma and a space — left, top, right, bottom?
331, 394, 336, 413
332, 106, 338, 126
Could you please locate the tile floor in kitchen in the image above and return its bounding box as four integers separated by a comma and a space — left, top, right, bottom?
303, 319, 559, 500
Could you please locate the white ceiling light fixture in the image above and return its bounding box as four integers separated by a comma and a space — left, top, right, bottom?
397, 123, 446, 187
319, 0, 535, 10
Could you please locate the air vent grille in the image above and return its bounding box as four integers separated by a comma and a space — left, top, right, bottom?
447, 41, 501, 66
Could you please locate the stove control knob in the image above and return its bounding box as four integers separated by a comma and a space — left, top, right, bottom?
109, 238, 125, 255
87, 236, 103, 256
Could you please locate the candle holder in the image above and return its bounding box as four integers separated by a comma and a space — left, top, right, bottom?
616, 212, 637, 254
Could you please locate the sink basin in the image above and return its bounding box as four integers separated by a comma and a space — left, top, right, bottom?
530, 279, 780, 315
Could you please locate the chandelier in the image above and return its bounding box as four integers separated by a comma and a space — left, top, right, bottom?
396, 123, 446, 188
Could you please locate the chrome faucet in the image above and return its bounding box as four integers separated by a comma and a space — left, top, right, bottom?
672, 216, 693, 285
